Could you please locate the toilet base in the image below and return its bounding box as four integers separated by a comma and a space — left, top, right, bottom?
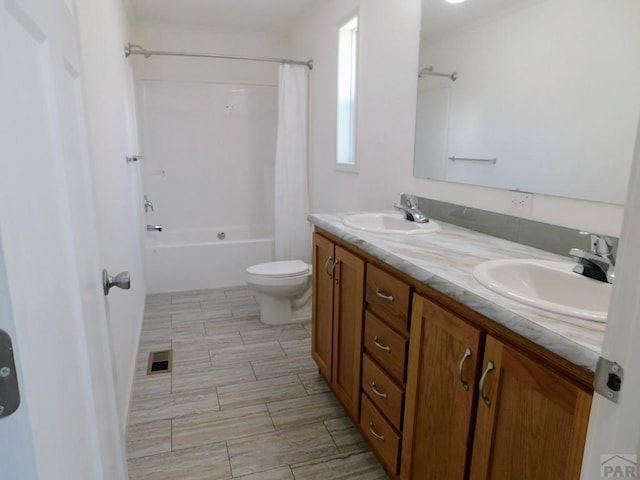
258, 292, 311, 325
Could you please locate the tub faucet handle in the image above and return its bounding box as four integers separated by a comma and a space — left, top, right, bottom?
144, 195, 154, 212
147, 224, 163, 232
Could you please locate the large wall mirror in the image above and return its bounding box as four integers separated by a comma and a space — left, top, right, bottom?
414, 0, 640, 205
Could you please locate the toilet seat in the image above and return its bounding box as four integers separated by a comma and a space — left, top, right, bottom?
247, 260, 310, 278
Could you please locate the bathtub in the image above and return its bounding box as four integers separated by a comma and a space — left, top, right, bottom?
144, 227, 274, 294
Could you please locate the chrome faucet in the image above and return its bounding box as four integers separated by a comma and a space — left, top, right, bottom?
569, 234, 615, 283
147, 225, 163, 232
144, 195, 154, 212
394, 194, 429, 223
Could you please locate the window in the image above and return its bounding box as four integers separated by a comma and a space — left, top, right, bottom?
336, 15, 358, 169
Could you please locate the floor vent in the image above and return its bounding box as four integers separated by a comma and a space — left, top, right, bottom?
147, 349, 173, 375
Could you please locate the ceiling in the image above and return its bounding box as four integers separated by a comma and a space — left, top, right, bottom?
128, 0, 325, 31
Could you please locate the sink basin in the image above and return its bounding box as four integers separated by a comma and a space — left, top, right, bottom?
473, 259, 611, 322
342, 213, 440, 234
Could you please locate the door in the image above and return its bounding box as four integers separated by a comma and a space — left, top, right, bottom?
470, 336, 592, 480
331, 245, 365, 419
401, 294, 483, 480
0, 0, 127, 478
311, 233, 334, 381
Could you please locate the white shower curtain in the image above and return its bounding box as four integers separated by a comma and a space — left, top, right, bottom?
274, 64, 311, 263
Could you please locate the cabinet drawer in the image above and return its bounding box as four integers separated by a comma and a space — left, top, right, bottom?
366, 264, 411, 332
364, 312, 408, 384
361, 394, 401, 475
362, 354, 404, 430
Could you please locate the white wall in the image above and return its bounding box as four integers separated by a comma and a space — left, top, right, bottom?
292, 0, 626, 238
130, 23, 288, 235
76, 0, 146, 428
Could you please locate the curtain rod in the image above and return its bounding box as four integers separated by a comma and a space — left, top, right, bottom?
419, 66, 457, 81
125, 43, 313, 70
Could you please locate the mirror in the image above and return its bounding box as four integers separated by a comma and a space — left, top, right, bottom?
414, 0, 640, 205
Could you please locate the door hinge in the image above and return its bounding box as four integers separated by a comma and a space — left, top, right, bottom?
594, 356, 623, 404
0, 329, 20, 418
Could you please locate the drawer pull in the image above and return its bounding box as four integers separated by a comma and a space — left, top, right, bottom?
375, 288, 395, 302
373, 336, 391, 352
368, 421, 385, 441
370, 381, 388, 399
479, 361, 495, 407
457, 348, 472, 391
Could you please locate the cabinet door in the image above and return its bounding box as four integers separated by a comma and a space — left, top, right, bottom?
401, 295, 483, 480
470, 336, 592, 480
331, 245, 365, 419
311, 233, 335, 382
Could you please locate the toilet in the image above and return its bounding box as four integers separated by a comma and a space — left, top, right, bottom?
246, 260, 312, 325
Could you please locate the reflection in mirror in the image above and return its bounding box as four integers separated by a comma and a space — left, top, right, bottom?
414, 0, 640, 204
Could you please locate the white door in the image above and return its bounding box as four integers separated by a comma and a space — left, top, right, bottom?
0, 0, 127, 478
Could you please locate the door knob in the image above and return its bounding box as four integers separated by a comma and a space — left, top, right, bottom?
102, 269, 131, 295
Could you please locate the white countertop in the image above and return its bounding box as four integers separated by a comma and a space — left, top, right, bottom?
309, 212, 605, 373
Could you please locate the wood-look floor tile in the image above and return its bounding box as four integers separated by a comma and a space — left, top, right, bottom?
231, 303, 261, 317
324, 417, 368, 453
128, 388, 219, 425
303, 322, 313, 336
290, 451, 390, 480
298, 372, 331, 395
240, 325, 309, 345
224, 286, 256, 298
217, 375, 307, 411
172, 364, 255, 393
126, 419, 172, 459
252, 354, 317, 380
145, 302, 202, 315
141, 315, 172, 331
172, 404, 274, 450
279, 337, 311, 356
267, 392, 345, 430
209, 341, 285, 368
231, 466, 294, 479
128, 442, 231, 480
131, 373, 172, 401
173, 309, 233, 326
204, 318, 271, 336
227, 423, 338, 477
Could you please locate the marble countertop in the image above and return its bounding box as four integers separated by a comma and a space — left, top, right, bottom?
309, 212, 605, 373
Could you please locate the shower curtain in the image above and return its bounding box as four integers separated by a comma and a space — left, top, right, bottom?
274, 64, 311, 263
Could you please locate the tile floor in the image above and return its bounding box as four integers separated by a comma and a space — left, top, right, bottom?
126, 286, 390, 480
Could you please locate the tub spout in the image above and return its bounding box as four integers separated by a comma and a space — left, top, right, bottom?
147, 224, 163, 232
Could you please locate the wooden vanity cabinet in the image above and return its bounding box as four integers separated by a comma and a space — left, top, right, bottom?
401, 294, 483, 480
469, 335, 592, 480
311, 229, 593, 480
311, 232, 365, 420
403, 294, 592, 480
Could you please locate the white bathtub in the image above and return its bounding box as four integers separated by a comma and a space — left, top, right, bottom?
144, 227, 274, 294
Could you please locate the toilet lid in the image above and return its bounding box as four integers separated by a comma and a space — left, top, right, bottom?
247, 260, 310, 278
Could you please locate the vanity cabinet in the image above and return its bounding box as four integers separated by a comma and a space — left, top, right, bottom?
401, 294, 483, 480
360, 265, 412, 476
311, 232, 365, 420
311, 229, 593, 480
469, 335, 592, 480
402, 294, 592, 480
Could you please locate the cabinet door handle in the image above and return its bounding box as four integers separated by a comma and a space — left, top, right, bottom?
375, 288, 395, 302
368, 421, 385, 441
457, 348, 472, 391
373, 336, 391, 352
478, 361, 495, 407
324, 256, 333, 276
370, 381, 388, 399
